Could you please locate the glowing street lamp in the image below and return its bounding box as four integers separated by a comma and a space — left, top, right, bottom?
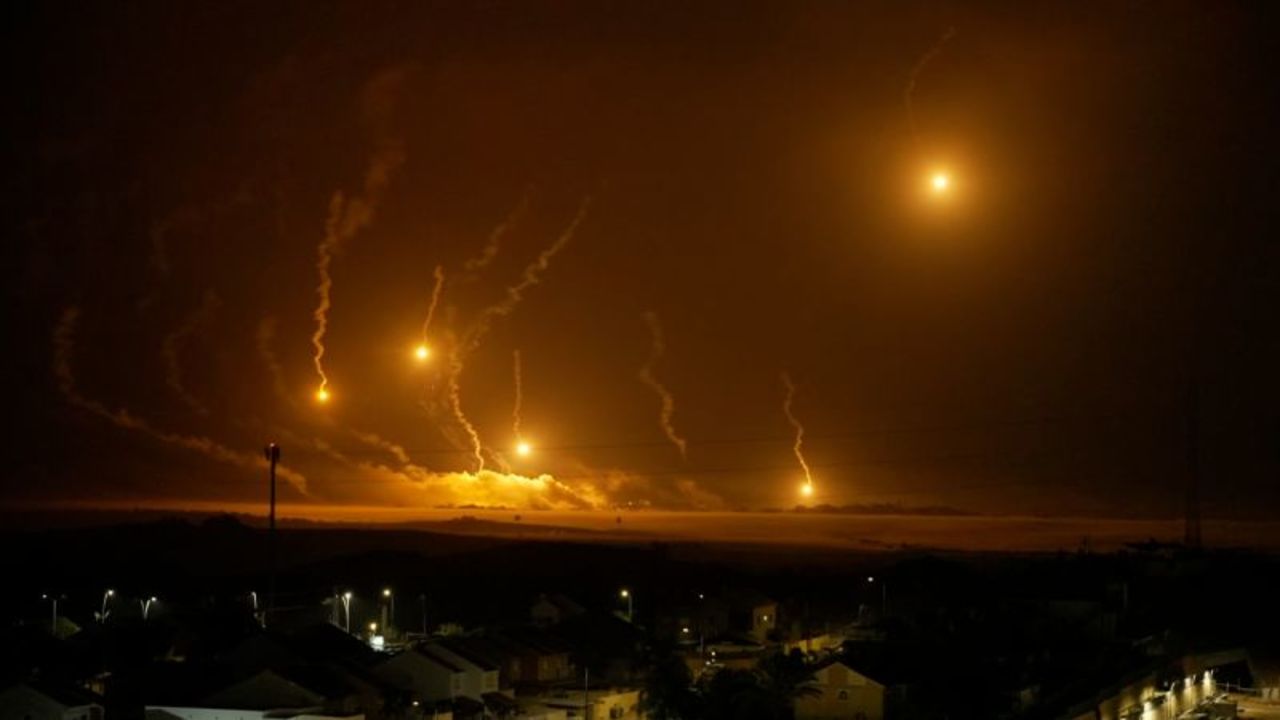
381, 587, 394, 635
42, 593, 62, 636
619, 588, 633, 623
100, 589, 114, 623
865, 576, 887, 617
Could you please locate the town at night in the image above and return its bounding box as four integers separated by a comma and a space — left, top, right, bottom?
2, 2, 1278, 719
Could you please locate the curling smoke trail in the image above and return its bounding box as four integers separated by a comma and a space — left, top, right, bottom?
512, 349, 523, 442
780, 371, 813, 489
310, 142, 406, 401
161, 290, 221, 415
464, 189, 532, 272
638, 311, 688, 459
448, 197, 592, 472
903, 26, 956, 149
420, 265, 445, 346
54, 307, 308, 493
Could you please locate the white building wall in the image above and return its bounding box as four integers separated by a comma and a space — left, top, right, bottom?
422, 645, 499, 698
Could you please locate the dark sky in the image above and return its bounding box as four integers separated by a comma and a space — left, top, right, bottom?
4, 1, 1279, 518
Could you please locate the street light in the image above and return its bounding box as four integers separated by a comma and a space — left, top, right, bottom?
865, 576, 887, 617
100, 589, 114, 623
341, 591, 353, 634
381, 587, 394, 636
619, 589, 633, 623
43, 593, 61, 636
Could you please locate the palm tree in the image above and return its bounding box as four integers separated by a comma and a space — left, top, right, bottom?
756, 650, 821, 720
643, 652, 702, 720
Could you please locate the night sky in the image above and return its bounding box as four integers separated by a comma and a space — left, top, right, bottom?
4, 2, 1279, 519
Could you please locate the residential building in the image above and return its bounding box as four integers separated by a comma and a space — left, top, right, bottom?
420, 642, 500, 699
794, 659, 885, 720
489, 627, 575, 686
531, 595, 585, 628
372, 648, 465, 704
535, 687, 642, 720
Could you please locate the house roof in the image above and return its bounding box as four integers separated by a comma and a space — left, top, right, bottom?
437, 635, 501, 671
13, 680, 103, 708
412, 646, 463, 673
810, 658, 885, 688
433, 639, 500, 672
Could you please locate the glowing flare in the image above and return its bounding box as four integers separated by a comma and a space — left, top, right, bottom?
931, 172, 950, 192
311, 139, 405, 412
800, 482, 814, 498
780, 372, 815, 490
315, 387, 330, 403
447, 198, 591, 474
516, 441, 532, 457
417, 265, 445, 361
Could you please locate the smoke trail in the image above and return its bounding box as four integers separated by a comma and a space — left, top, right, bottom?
638, 311, 688, 459
512, 349, 523, 442
903, 27, 956, 148
447, 197, 592, 472
464, 189, 532, 272
780, 371, 813, 488
420, 265, 446, 345
256, 316, 292, 405
53, 307, 307, 493
161, 290, 221, 415
351, 429, 413, 466
310, 139, 407, 400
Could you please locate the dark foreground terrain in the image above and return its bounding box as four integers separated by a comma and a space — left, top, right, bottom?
2, 514, 1276, 719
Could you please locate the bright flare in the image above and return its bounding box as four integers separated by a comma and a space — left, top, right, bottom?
414, 344, 431, 361
516, 441, 532, 457
931, 172, 950, 193
315, 387, 330, 403
800, 482, 814, 498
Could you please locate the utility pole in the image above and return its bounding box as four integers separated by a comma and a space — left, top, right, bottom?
264, 443, 281, 625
